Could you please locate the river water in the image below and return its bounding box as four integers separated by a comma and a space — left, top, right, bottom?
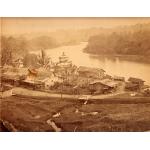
32, 42, 150, 85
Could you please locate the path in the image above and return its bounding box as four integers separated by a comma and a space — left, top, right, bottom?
12, 87, 126, 100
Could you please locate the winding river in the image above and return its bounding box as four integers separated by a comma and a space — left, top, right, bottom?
32, 42, 150, 85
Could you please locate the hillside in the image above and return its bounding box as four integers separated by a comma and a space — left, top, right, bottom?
84, 23, 150, 56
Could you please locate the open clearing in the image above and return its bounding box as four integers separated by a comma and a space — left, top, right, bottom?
1, 95, 150, 132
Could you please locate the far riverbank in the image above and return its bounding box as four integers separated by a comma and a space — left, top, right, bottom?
84, 52, 150, 64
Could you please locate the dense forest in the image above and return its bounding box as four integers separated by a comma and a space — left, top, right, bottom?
84, 24, 150, 56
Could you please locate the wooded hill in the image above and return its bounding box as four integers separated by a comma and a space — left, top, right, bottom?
84, 23, 150, 56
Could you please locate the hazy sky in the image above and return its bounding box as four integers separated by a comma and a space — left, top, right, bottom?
2, 17, 150, 35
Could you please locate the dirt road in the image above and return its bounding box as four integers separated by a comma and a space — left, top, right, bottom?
13, 87, 126, 100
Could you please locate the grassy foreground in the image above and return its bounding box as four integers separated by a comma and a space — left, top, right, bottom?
1, 95, 150, 132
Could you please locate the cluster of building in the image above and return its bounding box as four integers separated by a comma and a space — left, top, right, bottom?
1, 52, 149, 97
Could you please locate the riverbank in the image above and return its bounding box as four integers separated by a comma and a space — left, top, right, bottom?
85, 52, 150, 64
30, 42, 150, 85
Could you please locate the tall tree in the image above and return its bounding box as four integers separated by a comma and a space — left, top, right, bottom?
37, 50, 52, 69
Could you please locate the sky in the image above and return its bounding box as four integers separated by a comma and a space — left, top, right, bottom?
1, 17, 150, 35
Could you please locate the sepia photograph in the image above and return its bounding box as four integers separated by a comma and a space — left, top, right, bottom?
0, 17, 150, 132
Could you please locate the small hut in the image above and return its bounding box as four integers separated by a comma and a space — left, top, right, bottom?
89, 79, 117, 94
128, 77, 145, 86
78, 66, 105, 79
126, 77, 145, 91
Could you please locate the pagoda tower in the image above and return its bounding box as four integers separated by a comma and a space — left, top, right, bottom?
57, 52, 72, 68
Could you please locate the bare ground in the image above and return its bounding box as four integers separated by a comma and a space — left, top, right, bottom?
1, 95, 150, 132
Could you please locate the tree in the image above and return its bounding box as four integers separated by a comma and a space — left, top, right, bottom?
1, 36, 13, 66
1, 36, 28, 66
37, 50, 52, 69
84, 25, 150, 56
1, 49, 13, 66
23, 53, 38, 68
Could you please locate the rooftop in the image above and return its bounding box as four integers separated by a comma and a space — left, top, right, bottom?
90, 79, 117, 87
128, 77, 145, 82
78, 66, 105, 73
28, 68, 38, 75
0, 85, 13, 92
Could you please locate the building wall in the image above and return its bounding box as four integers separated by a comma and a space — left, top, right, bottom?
128, 81, 144, 90
26, 74, 36, 81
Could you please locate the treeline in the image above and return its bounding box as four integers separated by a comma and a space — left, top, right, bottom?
84, 24, 150, 56
1, 28, 104, 66
1, 36, 59, 66
1, 36, 28, 66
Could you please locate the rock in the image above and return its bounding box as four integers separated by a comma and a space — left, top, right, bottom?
75, 109, 79, 113
34, 115, 41, 119
84, 100, 88, 105
46, 119, 62, 132
81, 112, 98, 116
90, 112, 98, 115
52, 112, 61, 118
